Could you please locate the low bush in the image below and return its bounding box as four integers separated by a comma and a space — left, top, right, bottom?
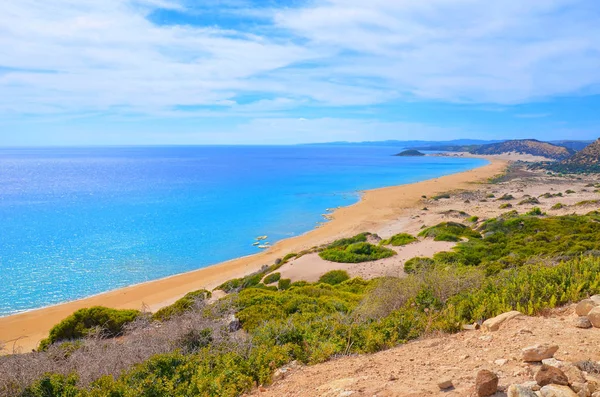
318, 270, 350, 285
525, 207, 544, 216
153, 289, 211, 322
38, 307, 141, 351
263, 273, 281, 284
320, 242, 396, 263
518, 197, 541, 205
467, 216, 479, 223
403, 257, 435, 274
278, 278, 292, 290
432, 193, 451, 200
551, 203, 565, 210
495, 194, 514, 201
498, 203, 512, 209
380, 233, 417, 246
418, 222, 480, 242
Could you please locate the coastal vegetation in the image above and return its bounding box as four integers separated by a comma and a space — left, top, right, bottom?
379, 233, 417, 246
153, 290, 212, 322
4, 212, 600, 396
532, 138, 600, 173
318, 234, 396, 263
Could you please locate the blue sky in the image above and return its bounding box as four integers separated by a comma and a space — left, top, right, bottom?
1, 0, 600, 145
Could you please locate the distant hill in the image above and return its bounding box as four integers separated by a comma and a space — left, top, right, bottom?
550, 140, 595, 151
545, 139, 600, 173
304, 139, 503, 147
471, 139, 574, 160
394, 150, 425, 157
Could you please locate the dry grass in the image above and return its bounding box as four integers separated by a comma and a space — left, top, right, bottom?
0, 299, 244, 397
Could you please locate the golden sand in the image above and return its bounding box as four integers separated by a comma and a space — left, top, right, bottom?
0, 158, 507, 353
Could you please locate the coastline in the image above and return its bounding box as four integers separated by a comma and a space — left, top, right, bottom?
0, 157, 507, 353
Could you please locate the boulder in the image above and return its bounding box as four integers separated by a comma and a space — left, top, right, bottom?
228, 315, 241, 332
482, 311, 523, 331
535, 364, 569, 387
589, 307, 600, 328
570, 382, 594, 397
539, 385, 577, 397
576, 300, 598, 317
522, 343, 559, 362
591, 295, 600, 305
574, 317, 592, 329
475, 369, 499, 397
438, 379, 453, 390
560, 364, 586, 386
507, 384, 538, 397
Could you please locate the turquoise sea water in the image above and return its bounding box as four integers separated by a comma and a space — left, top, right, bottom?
0, 146, 488, 316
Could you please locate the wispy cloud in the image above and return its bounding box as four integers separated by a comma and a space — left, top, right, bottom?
1, 0, 600, 123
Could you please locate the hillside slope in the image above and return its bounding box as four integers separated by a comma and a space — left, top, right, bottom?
553, 138, 600, 173
471, 139, 574, 160
252, 305, 600, 397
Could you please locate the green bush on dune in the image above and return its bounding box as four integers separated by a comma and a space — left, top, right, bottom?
263, 272, 281, 284
38, 307, 141, 351
379, 233, 417, 246
418, 222, 481, 242
318, 270, 350, 285
153, 289, 212, 322
319, 241, 396, 263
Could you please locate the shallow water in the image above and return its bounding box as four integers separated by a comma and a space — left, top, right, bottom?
0, 145, 487, 316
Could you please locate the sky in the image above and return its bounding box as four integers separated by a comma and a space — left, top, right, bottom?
1, 0, 600, 145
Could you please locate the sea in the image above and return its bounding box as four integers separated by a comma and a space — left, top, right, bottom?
0, 145, 488, 317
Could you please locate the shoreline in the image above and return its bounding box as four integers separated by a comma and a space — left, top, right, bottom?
0, 157, 507, 353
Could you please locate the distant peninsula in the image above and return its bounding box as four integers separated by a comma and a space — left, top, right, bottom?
394, 149, 425, 157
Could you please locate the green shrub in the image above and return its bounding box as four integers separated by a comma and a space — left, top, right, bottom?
551, 203, 565, 210
566, 189, 576, 194
278, 278, 292, 290
39, 307, 141, 350
518, 197, 541, 205
432, 193, 451, 200
318, 270, 350, 285
496, 194, 514, 201
467, 216, 479, 223
403, 257, 435, 274
153, 289, 211, 322
380, 233, 417, 246
327, 233, 370, 249
264, 273, 281, 284
486, 193, 495, 198
526, 207, 544, 216
282, 253, 297, 262
418, 222, 480, 242
319, 242, 396, 263
498, 203, 512, 209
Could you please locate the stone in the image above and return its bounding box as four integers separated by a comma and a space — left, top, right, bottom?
523, 381, 541, 391
508, 384, 538, 397
560, 364, 586, 385
475, 369, 499, 397
574, 317, 593, 329
543, 358, 564, 367
438, 379, 453, 390
495, 358, 509, 366
540, 385, 578, 397
523, 344, 559, 362
571, 382, 594, 397
482, 311, 523, 331
228, 315, 241, 332
589, 307, 600, 328
591, 295, 600, 305
576, 300, 599, 317
535, 364, 569, 387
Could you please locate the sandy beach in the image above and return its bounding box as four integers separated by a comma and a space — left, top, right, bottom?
0, 158, 507, 353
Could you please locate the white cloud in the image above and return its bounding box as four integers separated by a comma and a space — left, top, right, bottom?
0, 0, 599, 119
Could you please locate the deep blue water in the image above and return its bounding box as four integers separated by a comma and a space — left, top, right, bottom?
0, 146, 488, 316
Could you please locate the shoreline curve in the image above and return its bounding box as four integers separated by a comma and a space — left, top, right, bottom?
0, 156, 507, 353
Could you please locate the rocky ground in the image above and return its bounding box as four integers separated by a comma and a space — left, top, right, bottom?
249, 298, 600, 397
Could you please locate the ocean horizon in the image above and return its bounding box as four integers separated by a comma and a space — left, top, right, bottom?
0, 145, 488, 317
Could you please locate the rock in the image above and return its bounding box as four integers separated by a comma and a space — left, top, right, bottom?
482, 311, 523, 332
523, 344, 559, 362
463, 323, 480, 330
495, 358, 509, 366
576, 300, 599, 316
228, 315, 241, 332
591, 295, 600, 305
540, 385, 578, 397
571, 382, 594, 397
574, 317, 593, 329
543, 359, 564, 367
475, 369, 499, 397
273, 368, 288, 381
560, 364, 586, 385
589, 307, 600, 328
535, 364, 569, 387
438, 379, 453, 390
508, 384, 538, 397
